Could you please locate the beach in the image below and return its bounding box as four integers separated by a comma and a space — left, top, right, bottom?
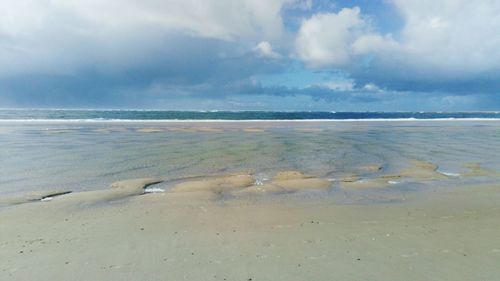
1, 120, 500, 280
4, 0, 500, 278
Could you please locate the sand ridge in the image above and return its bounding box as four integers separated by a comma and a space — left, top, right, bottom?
171, 174, 255, 194
1, 159, 496, 207
0, 190, 73, 206
243, 128, 266, 133
235, 171, 332, 195
0, 178, 163, 207
136, 128, 164, 133
0, 171, 335, 207
339, 160, 449, 189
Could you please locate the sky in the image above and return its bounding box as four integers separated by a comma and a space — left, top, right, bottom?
0, 0, 499, 111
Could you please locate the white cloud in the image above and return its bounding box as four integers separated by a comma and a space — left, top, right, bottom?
295, 1, 500, 80
362, 83, 382, 92
295, 7, 362, 67
254, 41, 282, 59
351, 34, 398, 56
315, 80, 384, 93
390, 0, 500, 76
295, 7, 396, 67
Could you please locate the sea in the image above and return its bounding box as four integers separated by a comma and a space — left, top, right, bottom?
0, 109, 500, 121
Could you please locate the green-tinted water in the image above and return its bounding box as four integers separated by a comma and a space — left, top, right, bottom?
1, 121, 499, 197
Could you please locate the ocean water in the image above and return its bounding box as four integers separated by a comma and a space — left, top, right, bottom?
1, 118, 499, 199
1, 109, 500, 121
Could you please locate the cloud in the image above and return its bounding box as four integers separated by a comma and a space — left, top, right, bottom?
0, 0, 289, 41
389, 0, 500, 75
0, 0, 290, 78
254, 41, 282, 59
295, 7, 396, 67
1, 0, 500, 110
0, 0, 298, 108
294, 1, 500, 95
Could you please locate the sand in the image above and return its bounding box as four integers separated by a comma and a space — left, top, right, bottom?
359, 164, 383, 173
93, 128, 128, 133
340, 178, 393, 189
400, 160, 448, 180
1, 182, 500, 281
168, 171, 333, 196
136, 128, 164, 133
270, 177, 331, 191
0, 178, 162, 207
294, 128, 323, 132
461, 162, 500, 177
233, 183, 287, 195
232, 171, 332, 195
272, 171, 308, 180
196, 127, 223, 132
338, 160, 452, 189
165, 127, 223, 133
3, 119, 500, 280
0, 190, 72, 206
171, 174, 255, 194
243, 128, 265, 133
41, 129, 72, 134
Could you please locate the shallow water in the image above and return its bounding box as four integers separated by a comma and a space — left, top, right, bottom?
1, 121, 499, 199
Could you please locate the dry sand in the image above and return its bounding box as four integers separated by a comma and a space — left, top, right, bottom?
1, 173, 500, 280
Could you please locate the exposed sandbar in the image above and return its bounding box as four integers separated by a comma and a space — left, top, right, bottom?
136, 128, 164, 133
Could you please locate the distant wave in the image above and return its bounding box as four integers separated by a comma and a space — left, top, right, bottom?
0, 109, 500, 121
2, 118, 500, 123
